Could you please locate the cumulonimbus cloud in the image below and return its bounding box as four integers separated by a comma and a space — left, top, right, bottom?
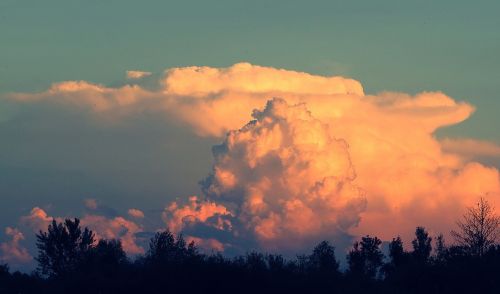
196, 98, 366, 250
4, 63, 500, 249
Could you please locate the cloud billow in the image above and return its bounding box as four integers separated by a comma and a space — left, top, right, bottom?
199, 98, 365, 249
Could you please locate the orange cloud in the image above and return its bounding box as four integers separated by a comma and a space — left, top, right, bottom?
189, 98, 366, 250
161, 65, 473, 137
81, 215, 144, 254
0, 227, 31, 264
126, 70, 152, 80
162, 196, 232, 234
5, 63, 500, 248
185, 236, 225, 252
163, 62, 363, 97
21, 207, 58, 232
159, 64, 497, 245
8, 80, 155, 113
128, 208, 145, 218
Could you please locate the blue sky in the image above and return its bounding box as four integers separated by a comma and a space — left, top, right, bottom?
1, 0, 499, 270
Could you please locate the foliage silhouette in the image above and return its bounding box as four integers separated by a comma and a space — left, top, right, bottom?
1, 200, 500, 294
347, 235, 383, 280
412, 226, 432, 262
35, 218, 94, 278
451, 197, 500, 257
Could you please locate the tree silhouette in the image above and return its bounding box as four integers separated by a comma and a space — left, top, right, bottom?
347, 235, 383, 279
267, 254, 287, 272
308, 240, 339, 275
435, 234, 447, 263
36, 218, 95, 277
2, 211, 500, 294
90, 239, 127, 266
245, 252, 267, 272
451, 197, 499, 257
412, 227, 432, 262
388, 236, 411, 269
0, 263, 8, 274
146, 230, 197, 265
147, 230, 176, 262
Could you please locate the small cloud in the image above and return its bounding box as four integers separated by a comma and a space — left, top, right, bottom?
84, 198, 98, 210
21, 207, 56, 231
126, 70, 152, 80
128, 208, 145, 219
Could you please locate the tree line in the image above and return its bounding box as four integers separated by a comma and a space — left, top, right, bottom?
1, 198, 499, 294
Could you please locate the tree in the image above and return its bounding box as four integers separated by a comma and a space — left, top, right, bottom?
245, 252, 267, 272
267, 254, 286, 272
36, 218, 95, 277
0, 263, 9, 277
91, 239, 127, 266
434, 234, 447, 263
388, 236, 409, 267
308, 241, 339, 276
347, 235, 384, 279
412, 227, 432, 262
147, 230, 176, 262
147, 230, 196, 264
451, 197, 500, 257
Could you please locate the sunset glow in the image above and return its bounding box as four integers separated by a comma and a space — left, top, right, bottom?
1, 4, 499, 285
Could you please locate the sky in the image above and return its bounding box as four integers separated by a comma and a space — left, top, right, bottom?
1, 0, 499, 270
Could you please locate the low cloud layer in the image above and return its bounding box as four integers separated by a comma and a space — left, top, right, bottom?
2, 63, 500, 257
0, 227, 31, 264
18, 206, 145, 255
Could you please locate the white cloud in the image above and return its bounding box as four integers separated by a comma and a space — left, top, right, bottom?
126, 70, 152, 80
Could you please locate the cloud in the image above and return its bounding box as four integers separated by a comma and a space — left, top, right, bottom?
163, 62, 363, 96
162, 196, 232, 234
84, 198, 98, 210
185, 236, 225, 252
81, 215, 144, 254
128, 208, 145, 219
158, 64, 499, 245
7, 81, 156, 113
21, 207, 57, 232
440, 138, 500, 161
126, 70, 152, 80
0, 227, 31, 264
160, 64, 473, 137
3, 62, 500, 250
